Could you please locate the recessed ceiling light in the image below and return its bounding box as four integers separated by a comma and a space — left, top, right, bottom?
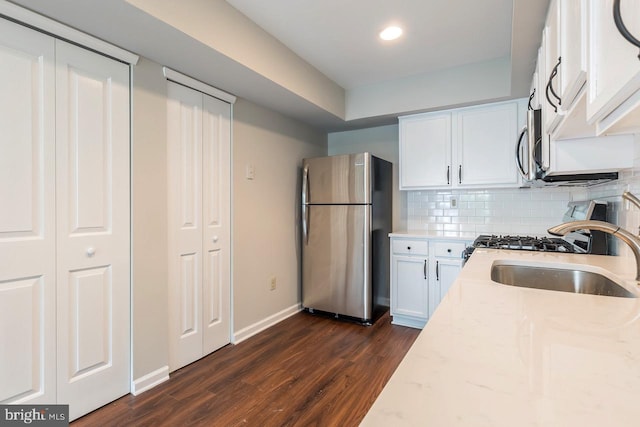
379, 26, 403, 41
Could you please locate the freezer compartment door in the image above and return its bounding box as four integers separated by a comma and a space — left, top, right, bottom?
302, 205, 371, 319
303, 153, 370, 204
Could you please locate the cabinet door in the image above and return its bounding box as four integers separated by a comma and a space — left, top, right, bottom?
587, 0, 640, 123
543, 0, 563, 134
431, 258, 463, 318
391, 256, 428, 320
456, 102, 519, 187
55, 40, 130, 420
0, 19, 56, 406
399, 113, 451, 189
559, 0, 587, 107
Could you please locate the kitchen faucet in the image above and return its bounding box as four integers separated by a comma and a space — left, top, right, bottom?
623, 191, 640, 210
548, 220, 640, 281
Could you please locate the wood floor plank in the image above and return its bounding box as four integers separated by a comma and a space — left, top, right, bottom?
71, 310, 419, 427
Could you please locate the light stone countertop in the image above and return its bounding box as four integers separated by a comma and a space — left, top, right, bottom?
361, 249, 640, 427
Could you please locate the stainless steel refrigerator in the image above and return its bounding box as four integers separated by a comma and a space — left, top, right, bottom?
301, 153, 392, 324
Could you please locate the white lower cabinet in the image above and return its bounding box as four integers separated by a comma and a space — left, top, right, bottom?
429, 241, 467, 317
390, 237, 469, 329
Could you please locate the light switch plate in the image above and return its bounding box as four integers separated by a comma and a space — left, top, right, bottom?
246, 164, 255, 180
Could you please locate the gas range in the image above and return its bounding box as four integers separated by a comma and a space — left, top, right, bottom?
471, 234, 576, 253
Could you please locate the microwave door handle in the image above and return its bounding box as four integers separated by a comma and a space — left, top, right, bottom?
515, 126, 528, 179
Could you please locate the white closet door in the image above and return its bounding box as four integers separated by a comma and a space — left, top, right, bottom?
167, 82, 231, 371
167, 82, 204, 370
0, 19, 56, 406
201, 95, 231, 354
54, 40, 130, 420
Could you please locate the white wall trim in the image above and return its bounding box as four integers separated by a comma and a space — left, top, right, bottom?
131, 366, 170, 396
163, 67, 237, 104
0, 0, 139, 64
232, 304, 302, 344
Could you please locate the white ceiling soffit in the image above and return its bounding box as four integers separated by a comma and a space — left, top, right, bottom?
6, 0, 549, 131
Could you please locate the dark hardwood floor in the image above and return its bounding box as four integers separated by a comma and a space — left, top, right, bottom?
71, 310, 419, 427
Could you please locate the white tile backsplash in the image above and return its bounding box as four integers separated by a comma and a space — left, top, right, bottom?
407, 187, 586, 235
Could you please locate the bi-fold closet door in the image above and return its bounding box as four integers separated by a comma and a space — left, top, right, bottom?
0, 18, 131, 421
167, 81, 231, 371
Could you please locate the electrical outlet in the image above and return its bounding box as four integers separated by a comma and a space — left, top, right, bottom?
270, 276, 277, 291
451, 197, 457, 208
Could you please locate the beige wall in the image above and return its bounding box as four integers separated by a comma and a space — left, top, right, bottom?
130, 57, 327, 379
328, 124, 407, 231
131, 57, 170, 378
232, 99, 326, 332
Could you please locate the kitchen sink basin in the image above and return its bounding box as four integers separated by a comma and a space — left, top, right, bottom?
490, 261, 637, 298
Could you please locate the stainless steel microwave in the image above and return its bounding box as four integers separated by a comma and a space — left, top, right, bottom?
515, 109, 618, 186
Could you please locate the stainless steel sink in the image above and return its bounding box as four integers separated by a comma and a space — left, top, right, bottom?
490, 261, 637, 298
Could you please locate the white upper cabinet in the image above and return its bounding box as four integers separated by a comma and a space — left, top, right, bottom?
399, 112, 451, 189
559, 0, 587, 107
456, 102, 519, 187
587, 0, 640, 134
542, 0, 563, 135
399, 100, 523, 190
533, 0, 640, 139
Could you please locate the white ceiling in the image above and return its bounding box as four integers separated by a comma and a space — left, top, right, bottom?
226, 0, 514, 90
6, 0, 549, 131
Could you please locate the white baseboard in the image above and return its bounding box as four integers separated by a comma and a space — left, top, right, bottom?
232, 304, 302, 344
131, 365, 170, 396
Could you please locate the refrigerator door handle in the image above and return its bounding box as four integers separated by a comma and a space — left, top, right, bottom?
302, 164, 309, 244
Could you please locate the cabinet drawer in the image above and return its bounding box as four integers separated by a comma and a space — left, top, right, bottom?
432, 241, 466, 258
392, 239, 428, 255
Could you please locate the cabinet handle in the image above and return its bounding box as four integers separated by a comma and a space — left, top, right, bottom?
407, 246, 411, 250
613, 0, 640, 60
446, 166, 450, 185
424, 259, 427, 280
527, 88, 535, 111
458, 165, 462, 184
545, 57, 561, 113
436, 261, 440, 281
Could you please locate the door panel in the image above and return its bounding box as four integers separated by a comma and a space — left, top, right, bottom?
179, 253, 199, 338
0, 19, 55, 405
201, 95, 231, 354
68, 266, 111, 377
55, 39, 130, 421
302, 205, 369, 319
0, 277, 46, 402
68, 69, 110, 232
167, 82, 203, 370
